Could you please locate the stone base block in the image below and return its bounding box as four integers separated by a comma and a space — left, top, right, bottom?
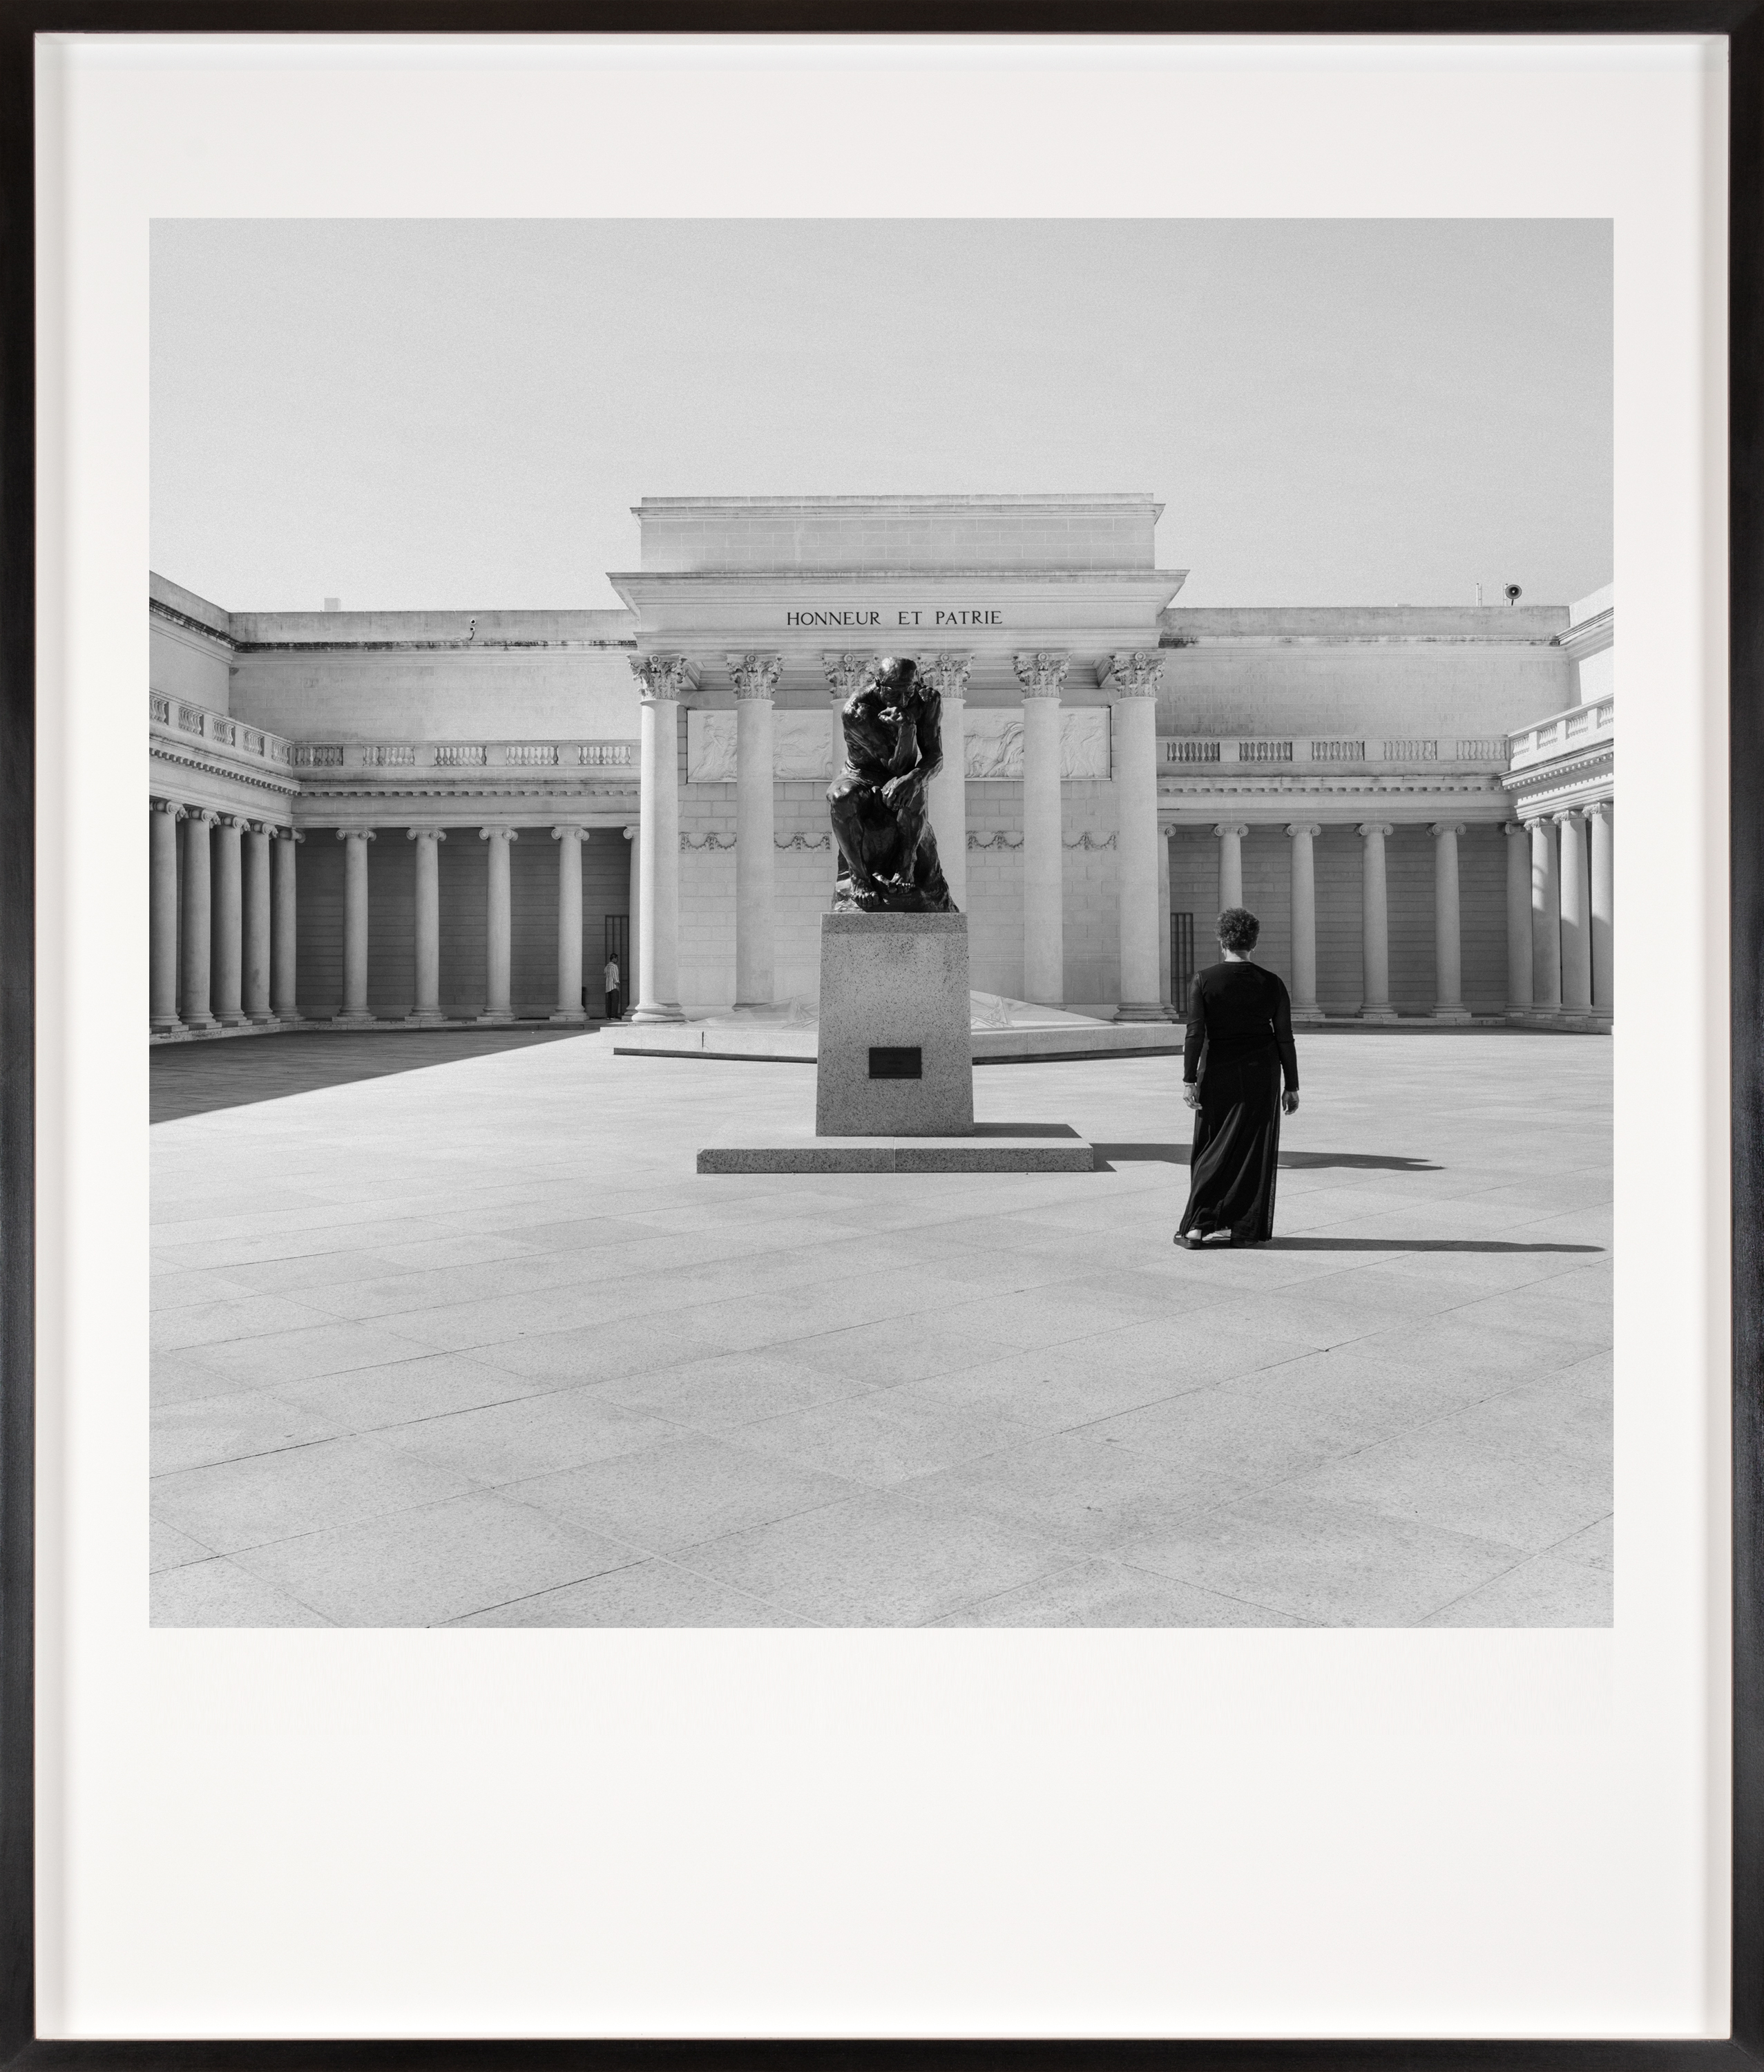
700, 1122, 1091, 1174
1359, 1008, 1400, 1024
816, 912, 973, 1137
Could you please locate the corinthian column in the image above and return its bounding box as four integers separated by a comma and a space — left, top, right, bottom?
631, 655, 690, 1021
1557, 807, 1592, 1016
334, 828, 376, 1027
149, 798, 184, 1035
823, 652, 872, 919
1589, 800, 1613, 1021
242, 821, 276, 1026
1105, 651, 1167, 1019
271, 829, 303, 1024
1431, 821, 1470, 1022
478, 826, 517, 1024
552, 825, 588, 1023
920, 652, 970, 912
1285, 822, 1323, 1021
179, 808, 218, 1033
1531, 816, 1562, 1015
406, 827, 446, 1024
1502, 822, 1533, 1017
1014, 650, 1068, 1006
729, 652, 781, 1008
1357, 822, 1397, 1021
211, 814, 248, 1028
823, 653, 870, 776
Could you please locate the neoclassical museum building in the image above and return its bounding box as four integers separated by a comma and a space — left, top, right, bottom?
146, 494, 1615, 1038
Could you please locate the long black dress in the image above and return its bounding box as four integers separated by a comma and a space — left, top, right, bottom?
1178, 961, 1301, 1245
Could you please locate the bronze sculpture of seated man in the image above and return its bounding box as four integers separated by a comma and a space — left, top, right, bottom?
827, 655, 958, 914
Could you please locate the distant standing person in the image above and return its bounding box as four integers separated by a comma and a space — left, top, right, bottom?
603, 954, 622, 1021
1178, 907, 1300, 1250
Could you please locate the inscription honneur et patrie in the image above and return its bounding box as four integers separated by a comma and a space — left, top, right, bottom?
783, 608, 1004, 629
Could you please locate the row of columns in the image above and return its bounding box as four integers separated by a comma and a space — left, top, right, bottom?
1192, 809, 1613, 1021
1198, 818, 1439, 1022
1504, 802, 1614, 1019
628, 646, 1170, 1023
151, 801, 300, 1033
151, 797, 629, 1033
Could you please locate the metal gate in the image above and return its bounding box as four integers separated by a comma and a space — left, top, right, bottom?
1171, 911, 1195, 1017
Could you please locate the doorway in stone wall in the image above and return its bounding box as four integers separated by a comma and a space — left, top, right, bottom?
604, 914, 629, 1015
1171, 911, 1195, 1017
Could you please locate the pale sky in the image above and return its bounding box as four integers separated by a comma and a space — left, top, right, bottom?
151, 218, 1611, 614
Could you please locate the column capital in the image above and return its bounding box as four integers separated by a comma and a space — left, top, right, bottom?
1013, 650, 1069, 698
276, 826, 304, 844
246, 819, 275, 837
149, 796, 186, 819
1551, 807, 1584, 827
405, 826, 447, 843
185, 807, 219, 827
822, 651, 875, 698
216, 812, 249, 831
1499, 820, 1530, 838
1212, 821, 1249, 841
622, 824, 637, 840
629, 653, 698, 701
919, 652, 972, 699
1430, 821, 1466, 839
551, 825, 589, 842
479, 826, 518, 844
1284, 821, 1322, 841
1585, 798, 1613, 824
335, 827, 376, 843
1100, 650, 1164, 698
726, 652, 783, 700
1356, 821, 1393, 841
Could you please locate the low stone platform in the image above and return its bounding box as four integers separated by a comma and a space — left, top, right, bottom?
698, 1122, 1094, 1174
614, 1013, 1178, 1067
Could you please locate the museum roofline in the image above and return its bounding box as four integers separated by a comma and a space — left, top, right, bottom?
629, 494, 1163, 512
1162, 603, 1571, 642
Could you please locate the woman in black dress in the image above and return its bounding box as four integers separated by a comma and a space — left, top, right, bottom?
1177, 907, 1300, 1249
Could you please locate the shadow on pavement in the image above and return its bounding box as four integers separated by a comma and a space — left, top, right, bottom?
1091, 1142, 1443, 1173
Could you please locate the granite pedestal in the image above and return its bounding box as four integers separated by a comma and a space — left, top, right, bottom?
815, 912, 974, 1138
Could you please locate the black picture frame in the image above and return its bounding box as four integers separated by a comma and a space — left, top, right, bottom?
1, 6, 1754, 2062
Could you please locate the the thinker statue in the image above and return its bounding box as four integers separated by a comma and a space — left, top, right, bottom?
827, 655, 957, 914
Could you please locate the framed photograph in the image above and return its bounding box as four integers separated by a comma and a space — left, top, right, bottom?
6, 9, 1755, 2057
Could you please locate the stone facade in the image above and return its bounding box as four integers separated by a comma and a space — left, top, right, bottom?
147, 495, 1616, 1037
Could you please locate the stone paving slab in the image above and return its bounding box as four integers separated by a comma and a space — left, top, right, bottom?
150, 1029, 1612, 1628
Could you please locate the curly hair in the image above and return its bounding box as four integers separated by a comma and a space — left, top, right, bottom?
1217, 906, 1260, 953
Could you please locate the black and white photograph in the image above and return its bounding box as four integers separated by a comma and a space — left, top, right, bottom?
146, 215, 1614, 1631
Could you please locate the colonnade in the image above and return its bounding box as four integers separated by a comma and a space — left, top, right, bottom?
149, 796, 631, 1033
1180, 810, 1612, 1022
1182, 819, 1476, 1021
151, 801, 301, 1034
1504, 801, 1614, 1021
628, 646, 1171, 1023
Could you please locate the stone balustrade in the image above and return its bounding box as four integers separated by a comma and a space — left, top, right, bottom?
288, 739, 637, 772
149, 690, 294, 770
1508, 697, 1616, 771
1160, 736, 1511, 769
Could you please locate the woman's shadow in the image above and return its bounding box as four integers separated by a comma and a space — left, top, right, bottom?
1089, 1144, 1601, 1254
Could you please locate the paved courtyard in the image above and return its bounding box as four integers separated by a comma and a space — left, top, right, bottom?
150, 1029, 1612, 1629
